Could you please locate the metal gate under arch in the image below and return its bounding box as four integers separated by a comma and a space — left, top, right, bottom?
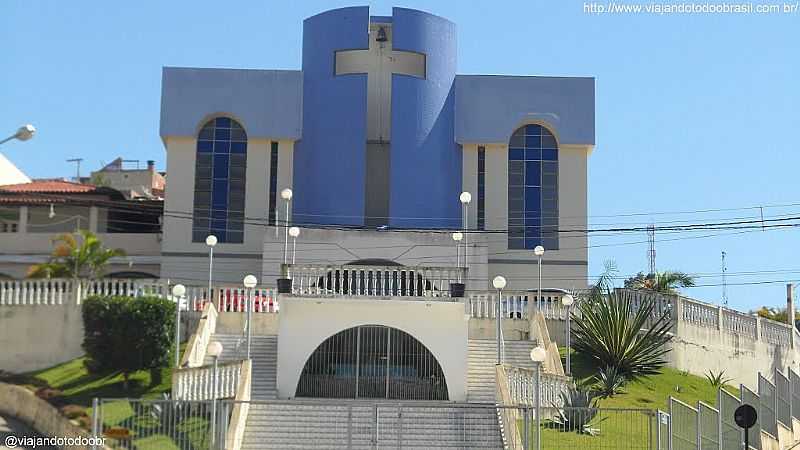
295, 325, 449, 400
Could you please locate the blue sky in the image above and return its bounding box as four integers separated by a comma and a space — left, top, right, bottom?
2, 1, 798, 311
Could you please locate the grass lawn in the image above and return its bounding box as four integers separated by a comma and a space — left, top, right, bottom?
525, 351, 735, 449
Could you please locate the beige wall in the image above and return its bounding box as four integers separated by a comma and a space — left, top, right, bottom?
461, 140, 591, 291
276, 296, 469, 401
161, 134, 294, 283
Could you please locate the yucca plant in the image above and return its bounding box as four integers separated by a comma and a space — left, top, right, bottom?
593, 365, 627, 398
705, 370, 732, 389
551, 387, 603, 435
572, 265, 673, 381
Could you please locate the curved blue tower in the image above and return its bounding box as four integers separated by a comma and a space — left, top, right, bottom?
294, 7, 460, 228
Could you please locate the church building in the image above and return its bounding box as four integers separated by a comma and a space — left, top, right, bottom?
159, 6, 595, 294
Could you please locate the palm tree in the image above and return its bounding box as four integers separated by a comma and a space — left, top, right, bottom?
624, 271, 695, 294
27, 230, 126, 279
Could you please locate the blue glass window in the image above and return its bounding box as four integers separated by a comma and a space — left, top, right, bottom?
477, 146, 486, 231
193, 117, 247, 243
507, 125, 558, 250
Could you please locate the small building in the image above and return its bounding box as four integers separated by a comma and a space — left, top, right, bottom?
89, 157, 165, 200
0, 180, 162, 279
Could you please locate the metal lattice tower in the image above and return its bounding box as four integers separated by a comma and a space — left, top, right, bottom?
722, 251, 728, 306
647, 224, 656, 275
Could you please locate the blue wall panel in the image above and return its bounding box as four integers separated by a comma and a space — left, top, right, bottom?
390, 8, 460, 229
160, 68, 302, 140
455, 75, 595, 146
294, 7, 370, 226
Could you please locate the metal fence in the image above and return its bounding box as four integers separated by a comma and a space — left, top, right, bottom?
719, 388, 743, 450
775, 369, 791, 428
92, 398, 231, 450
670, 397, 699, 450
758, 373, 778, 438
741, 384, 762, 450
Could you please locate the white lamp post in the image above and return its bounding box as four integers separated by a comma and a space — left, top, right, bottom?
288, 226, 300, 265
492, 275, 507, 365
172, 284, 186, 368
534, 245, 545, 311
459, 192, 472, 283
561, 294, 574, 376
451, 232, 463, 280
205, 235, 217, 307
280, 188, 293, 266
530, 346, 547, 450
0, 124, 36, 146
207, 340, 224, 446
243, 275, 258, 360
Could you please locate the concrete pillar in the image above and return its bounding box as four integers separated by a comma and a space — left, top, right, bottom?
89, 206, 99, 232
17, 206, 27, 234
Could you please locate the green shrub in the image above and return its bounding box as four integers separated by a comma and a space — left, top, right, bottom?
82, 295, 175, 389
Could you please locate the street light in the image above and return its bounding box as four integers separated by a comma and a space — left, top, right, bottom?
561, 294, 575, 376
492, 275, 507, 365
459, 192, 472, 284
530, 346, 547, 450
207, 340, 224, 446
0, 124, 36, 146
288, 226, 300, 265
205, 235, 217, 308
451, 232, 463, 276
534, 245, 545, 311
172, 284, 186, 368
280, 188, 293, 266
243, 275, 258, 360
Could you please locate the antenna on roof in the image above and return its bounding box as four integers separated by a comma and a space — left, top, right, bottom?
66, 158, 83, 183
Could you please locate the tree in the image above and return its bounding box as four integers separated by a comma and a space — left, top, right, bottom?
572, 266, 673, 381
753, 306, 799, 329
624, 271, 696, 294
82, 295, 175, 389
27, 230, 126, 279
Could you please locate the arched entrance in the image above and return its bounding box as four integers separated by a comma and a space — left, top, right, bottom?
295, 325, 448, 400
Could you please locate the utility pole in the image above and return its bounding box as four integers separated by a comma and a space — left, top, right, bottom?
721, 251, 728, 306
67, 158, 83, 182
647, 224, 656, 275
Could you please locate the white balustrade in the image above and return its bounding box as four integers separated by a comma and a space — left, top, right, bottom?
761, 319, 792, 347
0, 279, 73, 305
505, 365, 572, 408
287, 264, 467, 298
466, 291, 573, 320
172, 360, 242, 401
681, 298, 719, 328
721, 308, 758, 338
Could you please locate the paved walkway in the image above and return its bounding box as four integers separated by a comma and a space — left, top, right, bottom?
0, 415, 55, 450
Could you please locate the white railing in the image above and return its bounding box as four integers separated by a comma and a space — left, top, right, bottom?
0, 279, 74, 305
181, 302, 218, 368
466, 291, 572, 320
505, 365, 573, 408
721, 308, 758, 338
681, 297, 719, 328
286, 263, 467, 298
0, 278, 279, 313
761, 319, 793, 347
172, 360, 242, 401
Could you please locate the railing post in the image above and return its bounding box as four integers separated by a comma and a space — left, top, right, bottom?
756, 316, 763, 341
91, 397, 99, 450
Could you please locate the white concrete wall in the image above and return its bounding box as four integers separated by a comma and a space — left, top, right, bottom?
0, 305, 199, 373
161, 134, 294, 284
461, 139, 591, 292
276, 296, 469, 401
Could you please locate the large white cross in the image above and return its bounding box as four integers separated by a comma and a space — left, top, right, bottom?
335, 24, 426, 143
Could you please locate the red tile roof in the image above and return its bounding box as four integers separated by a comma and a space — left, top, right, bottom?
0, 180, 98, 193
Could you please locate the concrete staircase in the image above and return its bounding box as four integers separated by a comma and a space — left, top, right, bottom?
204, 333, 278, 399
240, 401, 504, 450
467, 339, 539, 403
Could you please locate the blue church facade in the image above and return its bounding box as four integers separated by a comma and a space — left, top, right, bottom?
159, 6, 595, 290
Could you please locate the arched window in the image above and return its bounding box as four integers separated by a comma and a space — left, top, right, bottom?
192, 117, 247, 243
508, 124, 558, 250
